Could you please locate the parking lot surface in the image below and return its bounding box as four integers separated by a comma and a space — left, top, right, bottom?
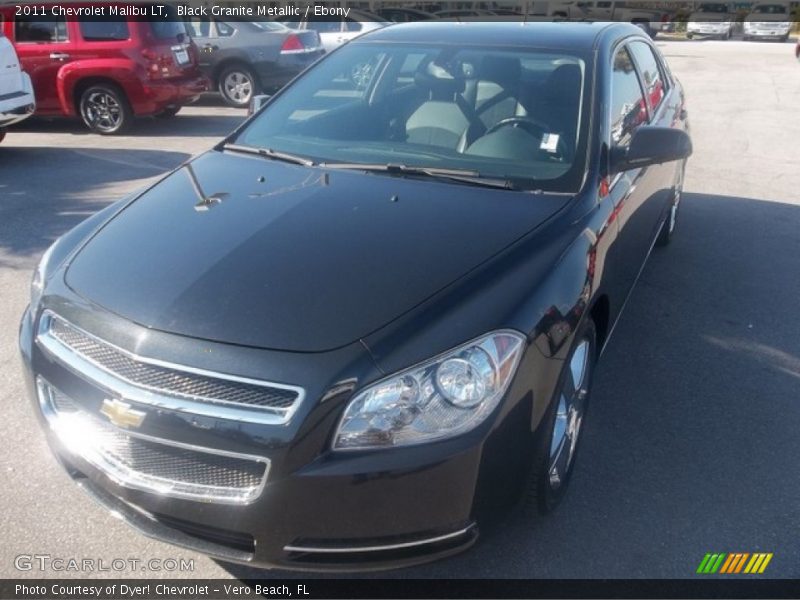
1, 39, 799, 579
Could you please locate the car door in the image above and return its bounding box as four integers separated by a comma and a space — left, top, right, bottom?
605, 42, 664, 295
10, 14, 74, 113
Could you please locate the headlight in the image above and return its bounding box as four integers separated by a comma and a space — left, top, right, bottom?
333, 331, 526, 450
30, 243, 56, 318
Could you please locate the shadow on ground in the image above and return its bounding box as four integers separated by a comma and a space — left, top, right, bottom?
8, 110, 244, 139
218, 191, 800, 579
0, 146, 191, 268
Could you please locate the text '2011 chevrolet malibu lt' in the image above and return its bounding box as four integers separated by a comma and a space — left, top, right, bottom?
19, 21, 691, 571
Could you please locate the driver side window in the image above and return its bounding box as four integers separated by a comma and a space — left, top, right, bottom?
610, 45, 647, 147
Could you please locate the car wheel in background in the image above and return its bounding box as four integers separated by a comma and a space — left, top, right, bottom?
525, 319, 597, 514
154, 106, 181, 119
219, 65, 258, 108
687, 32, 694, 39
79, 84, 132, 135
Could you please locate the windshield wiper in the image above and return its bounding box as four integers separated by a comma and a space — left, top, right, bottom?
222, 143, 315, 167
320, 162, 516, 190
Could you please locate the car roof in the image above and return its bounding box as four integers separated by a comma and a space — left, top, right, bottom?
357, 20, 645, 51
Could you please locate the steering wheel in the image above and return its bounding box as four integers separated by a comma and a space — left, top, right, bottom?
484, 117, 569, 160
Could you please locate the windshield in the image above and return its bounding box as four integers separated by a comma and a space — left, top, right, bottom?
753, 4, 787, 13
234, 43, 589, 192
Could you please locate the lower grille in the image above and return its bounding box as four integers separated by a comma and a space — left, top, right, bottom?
37, 378, 268, 504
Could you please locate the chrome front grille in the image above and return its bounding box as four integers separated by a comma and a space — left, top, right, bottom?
38, 379, 268, 504
37, 311, 304, 424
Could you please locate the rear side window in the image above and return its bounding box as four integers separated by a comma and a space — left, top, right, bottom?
627, 41, 668, 114
78, 17, 130, 42
15, 17, 68, 43
149, 4, 186, 41
610, 46, 647, 146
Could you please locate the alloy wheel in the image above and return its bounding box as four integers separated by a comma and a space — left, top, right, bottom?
83, 91, 123, 133
223, 71, 253, 105
548, 339, 590, 490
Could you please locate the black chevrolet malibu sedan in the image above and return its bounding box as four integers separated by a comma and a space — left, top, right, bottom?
19, 22, 691, 570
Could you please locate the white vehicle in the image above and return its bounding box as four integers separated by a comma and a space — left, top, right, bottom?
687, 3, 734, 40
0, 32, 35, 143
277, 10, 388, 53
578, 2, 670, 38
743, 3, 793, 42
526, 1, 589, 19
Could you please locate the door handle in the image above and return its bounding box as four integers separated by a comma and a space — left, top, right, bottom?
203, 44, 218, 52
50, 52, 70, 60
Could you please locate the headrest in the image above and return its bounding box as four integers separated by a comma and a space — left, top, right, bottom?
479, 56, 521, 87
415, 60, 466, 97
545, 64, 582, 96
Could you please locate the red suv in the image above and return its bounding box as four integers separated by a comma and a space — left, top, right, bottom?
0, 3, 208, 134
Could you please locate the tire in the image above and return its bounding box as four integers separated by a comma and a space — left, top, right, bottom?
154, 106, 181, 119
687, 33, 694, 39
218, 64, 258, 108
657, 171, 684, 247
78, 83, 132, 135
524, 319, 597, 515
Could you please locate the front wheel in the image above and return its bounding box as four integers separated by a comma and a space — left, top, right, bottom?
525, 319, 597, 514
218, 65, 258, 108
79, 84, 132, 134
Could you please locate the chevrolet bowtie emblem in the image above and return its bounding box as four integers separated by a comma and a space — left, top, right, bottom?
100, 399, 146, 429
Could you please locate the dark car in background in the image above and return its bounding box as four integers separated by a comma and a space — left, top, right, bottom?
376, 7, 436, 22
20, 22, 690, 571
184, 18, 323, 108
0, 2, 207, 133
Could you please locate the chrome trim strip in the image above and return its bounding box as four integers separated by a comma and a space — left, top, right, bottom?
37, 377, 269, 505
36, 311, 304, 425
77, 478, 255, 562
283, 526, 474, 554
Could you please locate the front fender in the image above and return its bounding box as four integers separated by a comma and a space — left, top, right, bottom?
57, 59, 142, 116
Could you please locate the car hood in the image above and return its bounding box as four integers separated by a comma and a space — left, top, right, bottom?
66, 150, 570, 352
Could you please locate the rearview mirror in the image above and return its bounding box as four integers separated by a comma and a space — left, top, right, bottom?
248, 94, 271, 116
610, 126, 692, 174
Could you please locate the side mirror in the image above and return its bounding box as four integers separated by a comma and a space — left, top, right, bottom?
610, 126, 692, 174
248, 94, 271, 116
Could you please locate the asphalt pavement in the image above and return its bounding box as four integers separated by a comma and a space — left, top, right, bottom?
0, 39, 798, 579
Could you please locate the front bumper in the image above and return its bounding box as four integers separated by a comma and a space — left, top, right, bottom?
687, 24, 731, 35
743, 26, 791, 38
19, 302, 531, 571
